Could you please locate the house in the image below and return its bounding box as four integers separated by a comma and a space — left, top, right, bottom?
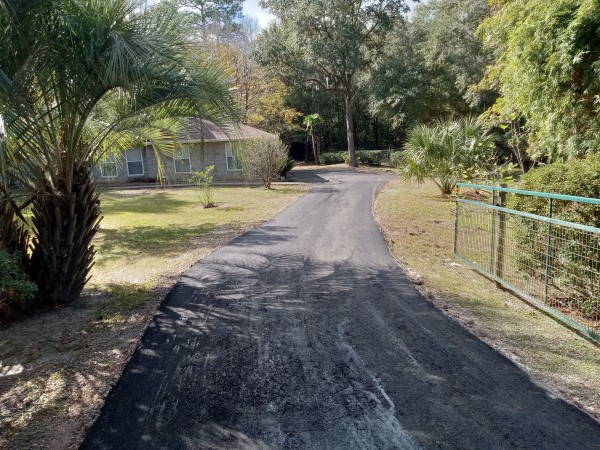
92, 118, 277, 183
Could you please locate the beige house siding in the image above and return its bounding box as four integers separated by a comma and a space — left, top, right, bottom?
92, 119, 276, 184
156, 142, 243, 183
93, 142, 244, 184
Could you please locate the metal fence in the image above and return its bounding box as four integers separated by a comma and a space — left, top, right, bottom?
453, 182, 600, 344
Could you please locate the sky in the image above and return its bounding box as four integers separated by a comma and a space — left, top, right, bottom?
242, 0, 274, 29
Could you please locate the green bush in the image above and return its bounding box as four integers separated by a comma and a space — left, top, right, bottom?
0, 250, 37, 315
280, 157, 296, 176
509, 154, 600, 319
320, 152, 346, 165
356, 150, 383, 166
190, 165, 215, 208
389, 151, 404, 168
511, 154, 600, 226
401, 117, 497, 195
320, 151, 383, 166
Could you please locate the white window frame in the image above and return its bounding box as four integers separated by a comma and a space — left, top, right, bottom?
125, 149, 145, 176
174, 146, 191, 174
100, 155, 118, 178
225, 142, 242, 171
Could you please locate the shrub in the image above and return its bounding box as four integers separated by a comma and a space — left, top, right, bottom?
389, 151, 404, 168
280, 157, 295, 177
237, 138, 289, 189
509, 154, 600, 319
320, 152, 345, 165
0, 250, 37, 316
356, 150, 383, 166
190, 165, 215, 208
401, 116, 497, 195
511, 154, 600, 226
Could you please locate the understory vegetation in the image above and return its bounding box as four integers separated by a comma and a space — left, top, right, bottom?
0, 250, 37, 316
509, 155, 600, 319
320, 150, 385, 166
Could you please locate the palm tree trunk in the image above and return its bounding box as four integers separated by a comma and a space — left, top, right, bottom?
29, 166, 102, 304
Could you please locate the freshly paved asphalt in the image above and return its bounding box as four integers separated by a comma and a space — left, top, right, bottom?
83, 169, 600, 449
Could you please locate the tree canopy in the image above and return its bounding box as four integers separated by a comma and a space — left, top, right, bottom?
178, 0, 243, 31
478, 0, 600, 160
257, 0, 409, 165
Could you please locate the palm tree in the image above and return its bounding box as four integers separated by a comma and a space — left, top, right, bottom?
399, 116, 497, 195
303, 113, 323, 164
0, 0, 235, 306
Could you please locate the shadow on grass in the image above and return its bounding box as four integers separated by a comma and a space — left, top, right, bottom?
100, 192, 193, 215
95, 283, 154, 322
217, 206, 244, 212
95, 224, 219, 260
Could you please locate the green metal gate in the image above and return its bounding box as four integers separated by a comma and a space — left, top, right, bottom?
453, 182, 600, 344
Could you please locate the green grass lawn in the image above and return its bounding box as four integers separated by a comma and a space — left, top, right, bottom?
375, 178, 600, 419
90, 185, 306, 289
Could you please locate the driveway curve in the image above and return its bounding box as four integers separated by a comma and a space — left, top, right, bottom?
83, 168, 600, 450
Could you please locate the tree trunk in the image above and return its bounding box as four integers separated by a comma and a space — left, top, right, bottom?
345, 92, 357, 167
29, 165, 102, 305
311, 132, 318, 164
316, 137, 321, 163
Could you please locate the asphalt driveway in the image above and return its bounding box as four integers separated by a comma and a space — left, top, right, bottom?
83, 168, 600, 449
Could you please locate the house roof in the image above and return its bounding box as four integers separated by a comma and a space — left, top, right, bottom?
179, 118, 277, 143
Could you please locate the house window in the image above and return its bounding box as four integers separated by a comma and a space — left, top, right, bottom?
174, 146, 191, 173
100, 155, 118, 178
125, 149, 144, 176
225, 142, 242, 171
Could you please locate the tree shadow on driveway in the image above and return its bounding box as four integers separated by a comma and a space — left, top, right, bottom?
82, 251, 600, 450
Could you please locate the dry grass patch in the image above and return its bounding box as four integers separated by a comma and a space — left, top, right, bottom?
0, 184, 306, 449
375, 178, 600, 421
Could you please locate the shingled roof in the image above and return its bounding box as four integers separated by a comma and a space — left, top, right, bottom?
178, 118, 277, 142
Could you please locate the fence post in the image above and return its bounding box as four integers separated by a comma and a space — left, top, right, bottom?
490, 190, 497, 273
495, 184, 507, 288
544, 198, 554, 303
453, 190, 459, 254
